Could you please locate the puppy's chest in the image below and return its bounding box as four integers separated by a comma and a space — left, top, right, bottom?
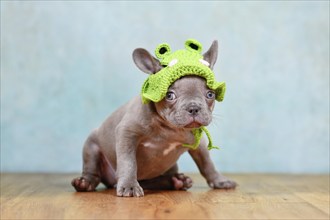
141, 141, 183, 156
136, 129, 195, 179
139, 129, 194, 156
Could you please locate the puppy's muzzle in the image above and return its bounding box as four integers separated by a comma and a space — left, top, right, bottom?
186, 104, 201, 117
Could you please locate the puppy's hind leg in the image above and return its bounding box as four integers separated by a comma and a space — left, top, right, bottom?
139, 164, 193, 190
71, 135, 103, 192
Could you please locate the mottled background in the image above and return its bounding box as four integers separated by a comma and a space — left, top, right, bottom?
1, 1, 329, 173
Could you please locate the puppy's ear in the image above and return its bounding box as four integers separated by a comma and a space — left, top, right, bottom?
203, 40, 218, 70
132, 48, 162, 74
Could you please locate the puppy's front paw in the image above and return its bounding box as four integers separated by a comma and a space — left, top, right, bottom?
116, 180, 144, 197
208, 176, 237, 189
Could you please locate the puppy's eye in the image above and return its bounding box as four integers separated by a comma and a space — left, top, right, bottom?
206, 91, 215, 99
166, 92, 176, 101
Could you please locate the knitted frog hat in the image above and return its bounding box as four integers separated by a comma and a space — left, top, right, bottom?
141, 39, 226, 104
140, 39, 226, 150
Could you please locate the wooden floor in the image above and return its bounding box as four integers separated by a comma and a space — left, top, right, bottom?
1, 173, 329, 220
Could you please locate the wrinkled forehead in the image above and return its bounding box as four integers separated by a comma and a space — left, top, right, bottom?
169, 76, 208, 92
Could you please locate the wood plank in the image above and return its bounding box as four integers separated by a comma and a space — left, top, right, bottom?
1, 173, 329, 219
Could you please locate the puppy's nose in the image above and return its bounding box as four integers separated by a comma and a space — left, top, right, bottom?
187, 105, 201, 116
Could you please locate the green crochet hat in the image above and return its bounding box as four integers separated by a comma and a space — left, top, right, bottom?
141, 39, 226, 104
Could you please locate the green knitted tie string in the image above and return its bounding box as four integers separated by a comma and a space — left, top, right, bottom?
182, 127, 220, 150
202, 127, 220, 150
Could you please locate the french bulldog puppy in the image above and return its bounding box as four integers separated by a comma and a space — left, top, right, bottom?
71, 40, 237, 197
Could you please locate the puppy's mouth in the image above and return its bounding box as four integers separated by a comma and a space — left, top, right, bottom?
183, 117, 205, 128
184, 121, 202, 128
171, 110, 211, 129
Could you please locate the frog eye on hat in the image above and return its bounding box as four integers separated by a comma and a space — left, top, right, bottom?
185, 39, 202, 53
155, 43, 171, 59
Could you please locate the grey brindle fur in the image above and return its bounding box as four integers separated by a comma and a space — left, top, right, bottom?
71, 40, 237, 197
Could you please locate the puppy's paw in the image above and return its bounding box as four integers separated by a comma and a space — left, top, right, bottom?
208, 176, 237, 189
172, 173, 193, 190
71, 175, 100, 192
116, 180, 144, 197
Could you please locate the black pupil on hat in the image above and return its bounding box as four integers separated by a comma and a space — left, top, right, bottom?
159, 47, 167, 54
189, 43, 199, 50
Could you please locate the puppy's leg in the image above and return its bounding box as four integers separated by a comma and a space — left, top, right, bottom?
71, 136, 105, 192
115, 127, 144, 197
189, 137, 237, 189
139, 164, 193, 190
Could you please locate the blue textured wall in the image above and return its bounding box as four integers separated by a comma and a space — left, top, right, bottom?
1, 1, 329, 173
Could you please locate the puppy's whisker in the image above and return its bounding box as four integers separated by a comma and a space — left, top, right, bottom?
212, 113, 224, 120
210, 115, 223, 129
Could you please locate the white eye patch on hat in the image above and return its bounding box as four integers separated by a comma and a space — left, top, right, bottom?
199, 59, 210, 67
168, 59, 209, 68
168, 59, 178, 67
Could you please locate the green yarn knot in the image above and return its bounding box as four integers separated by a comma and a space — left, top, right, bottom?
182, 127, 220, 150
